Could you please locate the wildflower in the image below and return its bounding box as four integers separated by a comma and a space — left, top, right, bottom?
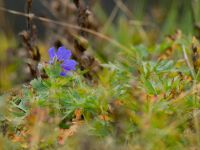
48, 46, 77, 76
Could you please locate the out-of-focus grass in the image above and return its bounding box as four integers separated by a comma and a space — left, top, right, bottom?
0, 33, 16, 60
0, 32, 17, 92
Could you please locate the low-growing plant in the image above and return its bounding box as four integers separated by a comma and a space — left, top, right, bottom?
1, 34, 200, 149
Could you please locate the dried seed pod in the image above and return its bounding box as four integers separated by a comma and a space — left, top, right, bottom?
19, 0, 41, 79
192, 37, 200, 73
158, 30, 182, 61
73, 0, 102, 81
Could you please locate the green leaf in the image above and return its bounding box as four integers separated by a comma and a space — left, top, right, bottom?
155, 60, 174, 72
30, 78, 49, 92
144, 79, 157, 95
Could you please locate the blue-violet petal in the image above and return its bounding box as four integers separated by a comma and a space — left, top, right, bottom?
56, 46, 72, 61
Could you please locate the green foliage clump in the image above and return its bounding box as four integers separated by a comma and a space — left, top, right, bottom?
1, 32, 200, 150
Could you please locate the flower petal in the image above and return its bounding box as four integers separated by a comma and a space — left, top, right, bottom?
56, 46, 72, 61
61, 59, 77, 71
60, 71, 67, 77
48, 47, 56, 61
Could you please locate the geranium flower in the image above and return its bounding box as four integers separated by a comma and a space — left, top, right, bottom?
48, 46, 77, 76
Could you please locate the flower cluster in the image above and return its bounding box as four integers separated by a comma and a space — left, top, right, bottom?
48, 46, 77, 76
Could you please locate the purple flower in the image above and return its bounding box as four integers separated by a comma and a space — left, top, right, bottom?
48, 46, 77, 76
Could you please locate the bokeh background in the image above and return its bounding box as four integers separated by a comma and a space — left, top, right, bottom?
0, 0, 200, 93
